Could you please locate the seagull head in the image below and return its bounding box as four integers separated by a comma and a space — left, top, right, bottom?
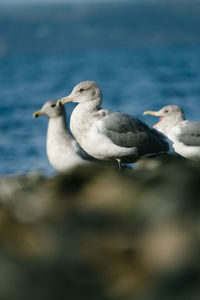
57, 81, 103, 106
33, 100, 65, 119
143, 105, 185, 128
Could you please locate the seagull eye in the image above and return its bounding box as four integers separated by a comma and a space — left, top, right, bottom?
79, 88, 85, 92
51, 104, 56, 108
164, 110, 168, 113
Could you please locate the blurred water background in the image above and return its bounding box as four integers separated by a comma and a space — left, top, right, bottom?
1, 0, 200, 175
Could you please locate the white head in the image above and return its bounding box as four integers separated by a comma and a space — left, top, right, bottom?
57, 81, 103, 106
143, 105, 185, 130
33, 100, 65, 119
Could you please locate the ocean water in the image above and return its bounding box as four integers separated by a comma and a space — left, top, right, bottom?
1, 46, 200, 175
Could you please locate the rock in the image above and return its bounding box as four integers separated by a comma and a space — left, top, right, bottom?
0, 159, 199, 300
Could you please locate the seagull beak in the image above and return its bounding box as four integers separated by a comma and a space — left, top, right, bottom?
57, 96, 73, 106
33, 110, 44, 118
143, 110, 160, 116
143, 110, 162, 128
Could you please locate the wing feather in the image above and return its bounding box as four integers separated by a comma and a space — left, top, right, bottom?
175, 121, 200, 146
96, 110, 169, 154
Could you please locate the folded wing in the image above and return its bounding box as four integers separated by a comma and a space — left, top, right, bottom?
174, 121, 200, 146
96, 110, 169, 155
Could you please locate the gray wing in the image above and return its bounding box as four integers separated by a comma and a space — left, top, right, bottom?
176, 121, 200, 146
97, 110, 169, 154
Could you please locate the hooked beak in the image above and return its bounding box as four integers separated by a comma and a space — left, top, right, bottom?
33, 110, 44, 118
57, 96, 73, 106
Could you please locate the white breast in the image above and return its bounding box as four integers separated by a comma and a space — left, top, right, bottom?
47, 116, 88, 172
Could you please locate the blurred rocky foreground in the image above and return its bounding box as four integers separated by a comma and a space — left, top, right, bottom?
0, 155, 200, 300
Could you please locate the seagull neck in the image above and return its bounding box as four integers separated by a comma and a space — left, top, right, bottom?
78, 99, 101, 113
168, 115, 185, 126
157, 115, 184, 134
47, 114, 72, 144
48, 113, 67, 129
70, 99, 101, 144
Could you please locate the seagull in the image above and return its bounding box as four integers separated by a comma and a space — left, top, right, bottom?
57, 81, 169, 166
143, 105, 200, 160
33, 100, 97, 172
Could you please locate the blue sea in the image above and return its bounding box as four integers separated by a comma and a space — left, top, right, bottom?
1, 2, 200, 175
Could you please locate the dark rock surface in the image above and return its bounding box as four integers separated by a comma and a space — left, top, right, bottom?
0, 156, 200, 300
